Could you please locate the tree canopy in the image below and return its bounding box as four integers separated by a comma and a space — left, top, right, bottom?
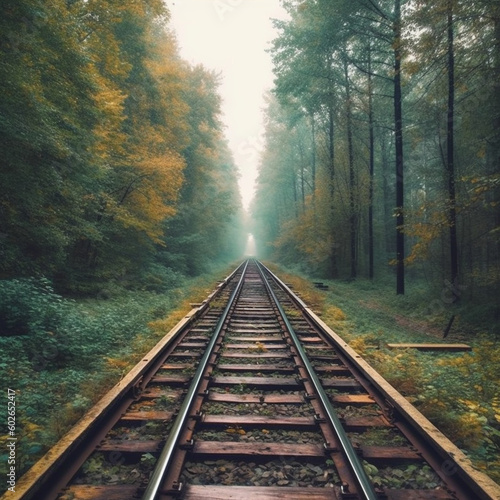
0, 0, 245, 293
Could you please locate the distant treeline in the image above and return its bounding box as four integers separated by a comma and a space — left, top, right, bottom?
0, 0, 245, 294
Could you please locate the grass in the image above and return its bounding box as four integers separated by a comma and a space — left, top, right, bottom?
266, 263, 500, 485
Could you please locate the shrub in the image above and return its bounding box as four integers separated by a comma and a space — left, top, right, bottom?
0, 278, 64, 337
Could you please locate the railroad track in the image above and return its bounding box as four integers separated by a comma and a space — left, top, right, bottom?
7, 260, 500, 500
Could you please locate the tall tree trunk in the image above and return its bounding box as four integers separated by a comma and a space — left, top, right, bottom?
381, 133, 393, 259
344, 56, 357, 279
310, 110, 318, 228
394, 0, 405, 294
310, 111, 316, 201
299, 147, 306, 213
292, 170, 299, 219
327, 59, 338, 278
446, 0, 459, 291
329, 98, 335, 197
490, 5, 500, 284
368, 43, 375, 279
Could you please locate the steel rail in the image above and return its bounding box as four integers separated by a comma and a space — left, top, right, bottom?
141, 260, 249, 500
255, 260, 379, 500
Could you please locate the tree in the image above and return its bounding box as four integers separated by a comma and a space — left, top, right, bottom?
161, 66, 244, 275
393, 0, 405, 294
0, 0, 244, 292
0, 0, 106, 277
264, 0, 409, 287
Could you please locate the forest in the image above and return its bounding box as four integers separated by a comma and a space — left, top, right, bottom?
0, 0, 246, 296
1, 0, 500, 490
252, 0, 499, 321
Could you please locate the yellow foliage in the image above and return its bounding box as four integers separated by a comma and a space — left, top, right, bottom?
437, 341, 500, 399
349, 336, 370, 355
104, 357, 131, 371
226, 426, 246, 435
326, 306, 346, 322
248, 341, 268, 353
453, 413, 485, 449
23, 421, 41, 435
275, 210, 333, 266
368, 348, 426, 396
404, 211, 449, 265
108, 144, 185, 243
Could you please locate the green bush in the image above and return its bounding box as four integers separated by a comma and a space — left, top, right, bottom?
134, 264, 185, 293
0, 278, 64, 337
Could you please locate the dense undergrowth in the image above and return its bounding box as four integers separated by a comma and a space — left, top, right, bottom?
266, 263, 500, 485
0, 264, 235, 485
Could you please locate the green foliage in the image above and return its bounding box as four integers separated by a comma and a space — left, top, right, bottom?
140, 453, 157, 468
0, 278, 63, 337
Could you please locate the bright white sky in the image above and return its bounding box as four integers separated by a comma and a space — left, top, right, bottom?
165, 0, 287, 210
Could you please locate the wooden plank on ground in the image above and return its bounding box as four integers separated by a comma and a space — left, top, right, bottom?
232, 312, 276, 317
120, 411, 173, 421
216, 364, 295, 373
151, 375, 191, 384
211, 376, 300, 388
230, 319, 277, 325
385, 490, 453, 499
386, 343, 471, 351
183, 485, 338, 500
343, 416, 390, 430
224, 343, 287, 349
190, 328, 214, 334
220, 353, 291, 359
98, 439, 161, 453
330, 394, 375, 405
140, 388, 182, 399
61, 485, 139, 500
201, 414, 315, 428
192, 441, 324, 458
304, 346, 336, 352
208, 392, 305, 404
228, 336, 283, 342
169, 352, 202, 358
360, 445, 421, 462
298, 336, 324, 343
229, 329, 282, 334
160, 363, 192, 370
